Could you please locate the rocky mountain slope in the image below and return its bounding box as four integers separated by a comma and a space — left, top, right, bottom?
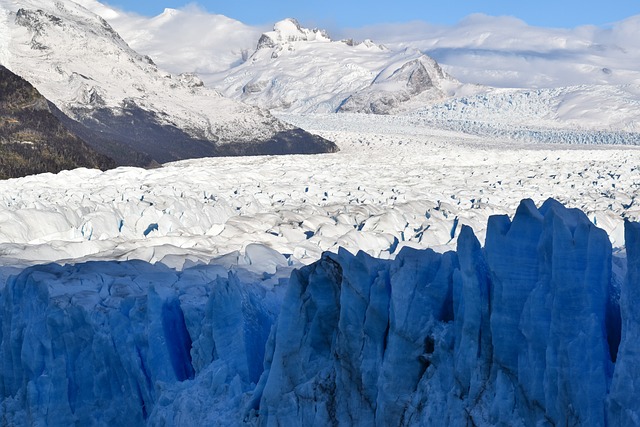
0, 65, 114, 179
0, 0, 337, 167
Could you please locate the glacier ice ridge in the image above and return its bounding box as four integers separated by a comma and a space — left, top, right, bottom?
0, 198, 639, 426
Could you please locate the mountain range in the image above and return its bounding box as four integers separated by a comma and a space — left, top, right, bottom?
0, 0, 337, 175
208, 18, 476, 114
2, 0, 638, 181
82, 4, 640, 135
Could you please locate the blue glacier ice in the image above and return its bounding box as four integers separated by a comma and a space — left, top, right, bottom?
0, 198, 638, 426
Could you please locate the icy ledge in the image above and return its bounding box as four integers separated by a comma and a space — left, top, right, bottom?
0, 198, 638, 426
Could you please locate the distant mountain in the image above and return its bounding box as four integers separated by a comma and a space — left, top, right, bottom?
0, 1, 337, 167
209, 19, 477, 114
206, 18, 640, 131
0, 65, 115, 179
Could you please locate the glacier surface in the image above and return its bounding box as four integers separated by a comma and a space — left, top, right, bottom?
0, 198, 639, 426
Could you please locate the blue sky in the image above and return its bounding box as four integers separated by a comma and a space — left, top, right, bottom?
107, 0, 639, 29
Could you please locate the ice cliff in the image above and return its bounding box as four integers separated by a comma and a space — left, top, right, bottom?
0, 198, 637, 426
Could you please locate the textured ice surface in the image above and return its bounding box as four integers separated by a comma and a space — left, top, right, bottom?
0, 259, 288, 426
253, 199, 619, 426
1, 199, 638, 426
1, 113, 638, 270
0, 110, 638, 426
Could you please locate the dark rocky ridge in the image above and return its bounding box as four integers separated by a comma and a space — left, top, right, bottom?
65, 105, 338, 166
0, 65, 115, 179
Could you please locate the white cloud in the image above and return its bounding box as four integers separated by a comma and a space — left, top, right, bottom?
76, 1, 265, 75
78, 2, 640, 89
339, 14, 640, 88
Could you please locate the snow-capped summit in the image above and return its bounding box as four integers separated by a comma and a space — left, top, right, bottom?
256, 18, 330, 52
0, 0, 337, 166
211, 19, 470, 113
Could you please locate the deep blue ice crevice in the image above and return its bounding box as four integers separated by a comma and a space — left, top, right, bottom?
161, 299, 195, 382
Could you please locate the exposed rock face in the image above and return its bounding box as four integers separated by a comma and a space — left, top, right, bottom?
0, 65, 115, 178
337, 57, 448, 114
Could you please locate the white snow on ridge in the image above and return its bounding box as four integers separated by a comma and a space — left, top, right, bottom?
0, 0, 289, 144
84, 3, 640, 92
205, 18, 468, 114
347, 14, 640, 89
0, 114, 638, 270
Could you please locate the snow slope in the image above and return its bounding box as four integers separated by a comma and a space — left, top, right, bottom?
72, 0, 264, 75
0, 0, 336, 165
206, 19, 472, 114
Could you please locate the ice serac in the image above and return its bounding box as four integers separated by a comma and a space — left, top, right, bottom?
1, 199, 638, 425
608, 220, 640, 425
451, 225, 492, 405
256, 246, 459, 425
486, 198, 613, 425
0, 0, 337, 166
255, 198, 621, 426
0, 260, 280, 426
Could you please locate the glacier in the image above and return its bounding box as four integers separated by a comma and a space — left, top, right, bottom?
0, 198, 638, 426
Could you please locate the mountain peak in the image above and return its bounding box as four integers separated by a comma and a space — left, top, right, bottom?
1, 0, 338, 166
257, 18, 330, 50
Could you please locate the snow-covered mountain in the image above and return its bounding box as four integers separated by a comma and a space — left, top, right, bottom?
200, 18, 640, 133
0, 0, 337, 166
68, 3, 640, 135
208, 18, 473, 114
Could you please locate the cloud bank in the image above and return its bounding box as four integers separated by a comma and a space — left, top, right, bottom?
77, 1, 640, 89
76, 0, 264, 74
341, 14, 640, 88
